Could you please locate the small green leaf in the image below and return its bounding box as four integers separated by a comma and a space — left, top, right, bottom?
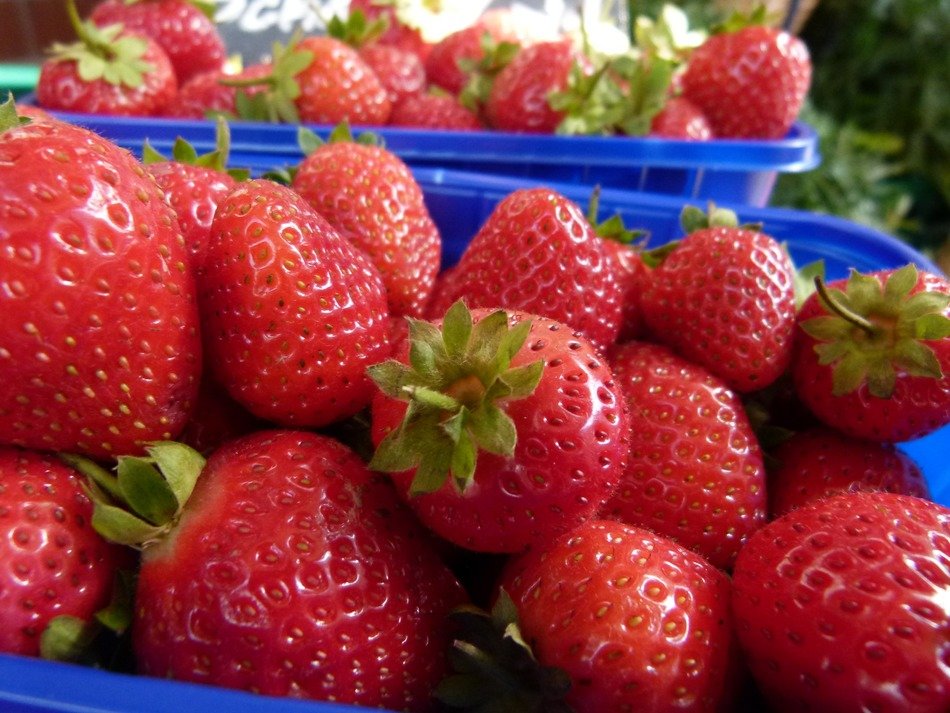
831, 351, 869, 395
147, 441, 206, 511
800, 315, 853, 341
94, 569, 136, 634
141, 140, 167, 164
405, 385, 460, 412
814, 340, 851, 366
468, 403, 517, 457
845, 270, 884, 307
679, 204, 708, 234
894, 339, 943, 378
39, 616, 98, 662
915, 313, 950, 340
469, 310, 510, 366
450, 429, 478, 490
116, 456, 179, 526
91, 501, 166, 547
903, 291, 950, 320
59, 453, 123, 501
442, 300, 473, 359
367, 359, 416, 399
500, 360, 545, 400
792, 258, 826, 310
498, 318, 533, 367
297, 125, 324, 155
171, 137, 199, 164
883, 264, 918, 301
368, 426, 420, 474
865, 356, 897, 398
411, 446, 453, 495
328, 121, 355, 144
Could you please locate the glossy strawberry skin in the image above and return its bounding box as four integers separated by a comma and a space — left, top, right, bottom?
390, 92, 483, 131
90, 0, 226, 85
147, 161, 236, 269
292, 142, 441, 318
650, 96, 713, 140
358, 43, 426, 107
134, 430, 466, 710
37, 32, 177, 116
503, 519, 737, 712
162, 64, 271, 119
0, 120, 201, 459
605, 341, 767, 569
433, 188, 623, 352
603, 240, 649, 342
681, 25, 811, 139
641, 225, 797, 393
198, 179, 390, 428
768, 428, 931, 518
371, 310, 628, 554
792, 270, 950, 442
295, 36, 392, 126
486, 40, 585, 133
732, 492, 950, 713
0, 447, 128, 656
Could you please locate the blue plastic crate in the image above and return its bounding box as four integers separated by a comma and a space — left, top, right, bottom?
38, 109, 820, 207
0, 167, 945, 713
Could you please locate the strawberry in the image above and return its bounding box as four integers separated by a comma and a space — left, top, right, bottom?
90, 0, 226, 85
291, 126, 441, 318
348, 0, 432, 62
389, 91, 484, 130
792, 265, 950, 442
681, 23, 811, 139
0, 112, 201, 459
0, 447, 128, 658
768, 427, 931, 518
486, 40, 589, 133
732, 492, 950, 712
37, 0, 177, 117
143, 119, 248, 269
174, 377, 264, 456
161, 63, 271, 119
359, 43, 427, 107
73, 434, 466, 709
641, 205, 797, 393
198, 178, 390, 428
476, 519, 737, 711
605, 341, 767, 569
368, 302, 628, 554
650, 95, 713, 139
425, 22, 522, 96
431, 187, 623, 352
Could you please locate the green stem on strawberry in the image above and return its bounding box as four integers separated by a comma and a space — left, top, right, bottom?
142, 115, 250, 180
813, 275, 877, 334
0, 93, 23, 132
326, 8, 389, 48
367, 301, 544, 496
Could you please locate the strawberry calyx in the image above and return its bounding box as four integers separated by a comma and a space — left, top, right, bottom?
326, 8, 389, 48
368, 301, 544, 495
631, 3, 707, 65
61, 441, 206, 549
142, 116, 250, 180
435, 590, 572, 712
801, 264, 950, 398
586, 184, 647, 246
50, 0, 155, 89
458, 34, 521, 114
263, 121, 383, 183
0, 93, 31, 132
712, 5, 775, 34
221, 32, 313, 123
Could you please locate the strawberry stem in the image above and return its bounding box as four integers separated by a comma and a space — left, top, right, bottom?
66, 0, 107, 57
814, 276, 878, 336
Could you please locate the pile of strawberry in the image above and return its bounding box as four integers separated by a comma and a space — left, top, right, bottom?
34, 0, 811, 140
1, 90, 948, 712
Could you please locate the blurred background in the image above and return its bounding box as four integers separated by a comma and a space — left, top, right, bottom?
1, 0, 947, 270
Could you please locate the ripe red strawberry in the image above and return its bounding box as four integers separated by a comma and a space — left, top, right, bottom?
348, 0, 432, 62
78, 434, 466, 709
604, 240, 649, 341
641, 206, 797, 392
90, 0, 226, 85
0, 447, 128, 657
768, 427, 931, 518
431, 188, 623, 352
291, 129, 441, 318
143, 120, 248, 269
793, 265, 950, 442
681, 24, 811, 139
295, 36, 392, 125
425, 22, 521, 95
161, 63, 271, 119
369, 303, 628, 554
359, 43, 427, 106
199, 179, 390, 428
650, 95, 713, 139
37, 0, 177, 116
493, 520, 737, 711
0, 116, 200, 459
486, 40, 589, 133
390, 91, 484, 130
174, 377, 264, 456
605, 341, 767, 569
732, 492, 950, 712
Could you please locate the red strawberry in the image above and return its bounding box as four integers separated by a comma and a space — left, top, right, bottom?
605, 341, 767, 569
425, 22, 521, 95
650, 95, 713, 139
641, 206, 797, 392
359, 43, 427, 107
604, 240, 649, 341
161, 64, 271, 119
431, 187, 623, 352
390, 91, 484, 130
681, 24, 811, 139
0, 447, 128, 657
37, 0, 177, 116
486, 40, 589, 133
0, 115, 201, 459
732, 492, 950, 712
90, 0, 226, 85
768, 427, 931, 518
348, 0, 432, 62
78, 433, 466, 709
291, 129, 441, 318
295, 36, 392, 125
793, 265, 950, 442
175, 377, 265, 457
369, 303, 628, 554
492, 519, 737, 711
198, 179, 390, 428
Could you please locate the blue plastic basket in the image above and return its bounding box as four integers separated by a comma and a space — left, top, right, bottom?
38, 109, 820, 207
0, 167, 945, 713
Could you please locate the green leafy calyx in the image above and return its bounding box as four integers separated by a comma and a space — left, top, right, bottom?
143, 116, 250, 180
800, 264, 950, 397
326, 9, 389, 48
459, 34, 521, 114
368, 301, 544, 496
61, 441, 207, 549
